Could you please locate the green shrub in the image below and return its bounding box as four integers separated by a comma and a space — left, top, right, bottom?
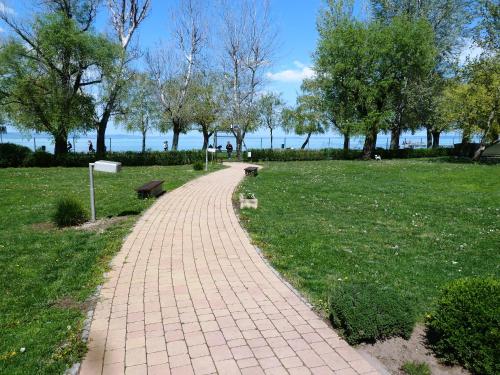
0, 143, 32, 167
426, 278, 500, 375
244, 147, 454, 162
401, 362, 431, 375
24, 150, 55, 167
52, 197, 88, 227
192, 161, 204, 170
329, 282, 415, 345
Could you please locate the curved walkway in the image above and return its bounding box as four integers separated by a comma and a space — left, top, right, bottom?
79, 163, 381, 375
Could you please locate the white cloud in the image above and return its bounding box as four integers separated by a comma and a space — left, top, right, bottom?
0, 2, 14, 16
266, 61, 315, 83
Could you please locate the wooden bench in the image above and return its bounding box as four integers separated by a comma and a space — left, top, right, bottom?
135, 180, 165, 199
244, 166, 258, 176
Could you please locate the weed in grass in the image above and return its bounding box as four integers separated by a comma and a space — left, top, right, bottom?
401, 361, 431, 375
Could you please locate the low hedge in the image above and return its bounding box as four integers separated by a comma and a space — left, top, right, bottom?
426, 278, 500, 375
0, 143, 33, 167
329, 282, 415, 345
0, 148, 208, 168
245, 147, 454, 162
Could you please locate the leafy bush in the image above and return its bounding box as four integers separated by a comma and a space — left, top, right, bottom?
426, 278, 500, 375
0, 143, 32, 167
329, 282, 415, 344
244, 147, 453, 162
192, 161, 204, 170
24, 151, 55, 167
401, 362, 431, 375
52, 197, 88, 227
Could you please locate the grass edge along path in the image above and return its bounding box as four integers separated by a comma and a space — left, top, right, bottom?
0, 164, 222, 375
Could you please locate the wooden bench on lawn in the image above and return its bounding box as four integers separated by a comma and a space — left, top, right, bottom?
244, 166, 258, 176
135, 180, 165, 199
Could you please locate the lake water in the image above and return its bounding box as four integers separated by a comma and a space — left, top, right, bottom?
1, 130, 471, 153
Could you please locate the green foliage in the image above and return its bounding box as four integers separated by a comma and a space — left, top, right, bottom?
52, 197, 88, 228
329, 282, 415, 344
192, 161, 204, 170
244, 148, 453, 162
0, 143, 32, 167
0, 150, 210, 168
0, 9, 119, 155
426, 278, 500, 375
401, 361, 431, 375
24, 151, 55, 168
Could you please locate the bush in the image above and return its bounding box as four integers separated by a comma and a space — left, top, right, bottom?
244, 147, 454, 162
24, 151, 55, 167
426, 278, 500, 375
0, 143, 32, 167
401, 362, 431, 375
192, 161, 204, 170
329, 282, 415, 345
53, 197, 88, 228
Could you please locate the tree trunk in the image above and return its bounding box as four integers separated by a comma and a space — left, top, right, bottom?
201, 128, 213, 150
236, 135, 243, 160
343, 132, 350, 152
432, 130, 440, 148
54, 133, 68, 156
426, 127, 432, 148
362, 126, 378, 159
473, 109, 496, 161
390, 126, 401, 150
270, 128, 273, 150
141, 130, 146, 153
96, 120, 108, 156
171, 118, 181, 151
301, 132, 312, 149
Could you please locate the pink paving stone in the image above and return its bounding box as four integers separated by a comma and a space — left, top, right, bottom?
125, 364, 147, 375
78, 164, 382, 375
102, 362, 124, 375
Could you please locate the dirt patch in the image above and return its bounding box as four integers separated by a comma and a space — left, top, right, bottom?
51, 296, 96, 313
75, 216, 130, 233
358, 324, 469, 375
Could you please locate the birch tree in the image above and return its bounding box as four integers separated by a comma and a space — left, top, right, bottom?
220, 0, 277, 159
147, 0, 205, 150
94, 0, 151, 155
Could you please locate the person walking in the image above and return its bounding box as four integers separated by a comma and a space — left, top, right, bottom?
88, 140, 95, 153
226, 141, 233, 159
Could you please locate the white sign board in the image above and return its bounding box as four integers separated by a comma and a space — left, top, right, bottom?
207, 148, 217, 153
94, 160, 122, 173
247, 152, 252, 158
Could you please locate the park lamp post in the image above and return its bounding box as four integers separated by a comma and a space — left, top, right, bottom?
89, 160, 122, 222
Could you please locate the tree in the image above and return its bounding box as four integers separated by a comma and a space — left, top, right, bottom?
439, 57, 499, 159
220, 0, 278, 160
314, 18, 394, 159
115, 72, 161, 153
383, 17, 437, 149
190, 72, 224, 149
0, 1, 118, 156
282, 91, 327, 149
95, 0, 151, 155
370, 0, 472, 147
258, 93, 284, 149
148, 0, 204, 150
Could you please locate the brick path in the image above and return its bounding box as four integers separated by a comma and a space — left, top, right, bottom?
79, 163, 381, 375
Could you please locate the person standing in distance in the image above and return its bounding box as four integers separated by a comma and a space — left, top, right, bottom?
226, 141, 233, 159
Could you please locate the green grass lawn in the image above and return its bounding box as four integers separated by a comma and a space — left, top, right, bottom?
239, 159, 500, 317
0, 164, 220, 375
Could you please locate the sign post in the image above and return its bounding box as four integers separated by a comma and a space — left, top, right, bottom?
89, 160, 122, 221
206, 148, 216, 171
